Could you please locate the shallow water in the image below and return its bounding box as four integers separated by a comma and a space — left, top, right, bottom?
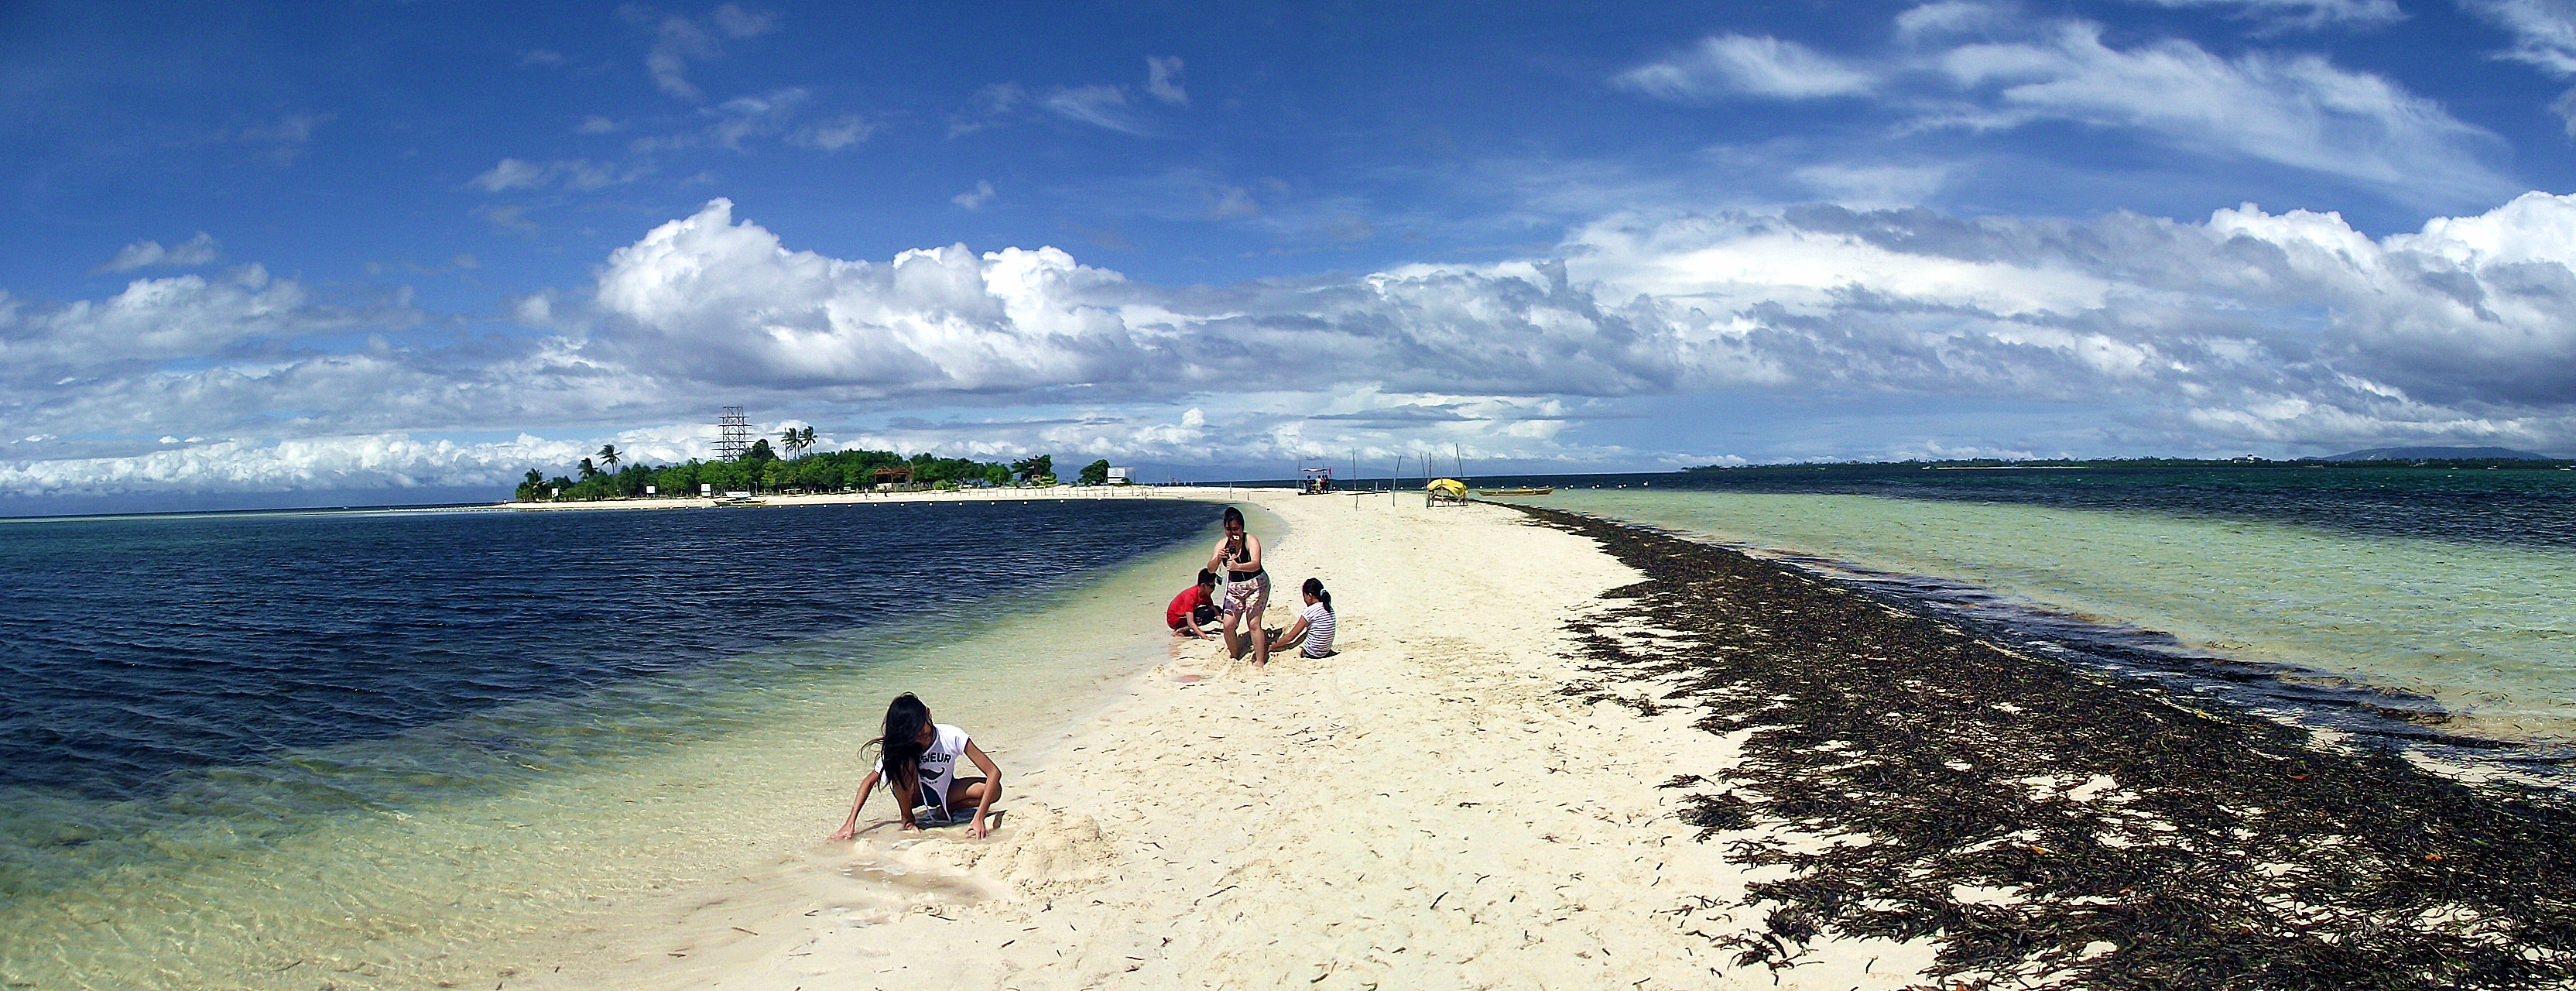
1550, 489, 2576, 748
0, 496, 1240, 990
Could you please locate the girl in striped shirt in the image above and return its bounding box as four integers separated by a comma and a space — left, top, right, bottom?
1268, 578, 1337, 660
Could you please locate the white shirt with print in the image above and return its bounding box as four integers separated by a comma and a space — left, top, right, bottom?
876, 722, 973, 814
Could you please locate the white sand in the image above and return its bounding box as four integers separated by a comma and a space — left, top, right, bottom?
539, 489, 1935, 990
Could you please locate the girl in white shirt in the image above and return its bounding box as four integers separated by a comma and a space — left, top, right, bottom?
1267, 578, 1337, 660
830, 693, 1003, 839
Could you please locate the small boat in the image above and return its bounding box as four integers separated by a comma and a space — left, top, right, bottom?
1476, 487, 1553, 496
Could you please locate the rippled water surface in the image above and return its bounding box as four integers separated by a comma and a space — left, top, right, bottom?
0, 497, 1223, 989
1546, 473, 2576, 750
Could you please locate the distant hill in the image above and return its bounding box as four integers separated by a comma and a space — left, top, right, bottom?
2321, 446, 2554, 461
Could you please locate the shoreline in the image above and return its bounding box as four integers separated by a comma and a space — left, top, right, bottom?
542, 489, 2576, 991
1514, 502, 2576, 989
541, 489, 1941, 990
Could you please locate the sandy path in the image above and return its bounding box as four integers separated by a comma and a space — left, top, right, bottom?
574, 492, 1929, 991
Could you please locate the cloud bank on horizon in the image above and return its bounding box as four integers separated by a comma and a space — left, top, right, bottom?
5, 0, 2576, 506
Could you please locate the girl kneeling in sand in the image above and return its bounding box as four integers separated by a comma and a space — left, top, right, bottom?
830, 694, 1002, 840
1265, 578, 1338, 660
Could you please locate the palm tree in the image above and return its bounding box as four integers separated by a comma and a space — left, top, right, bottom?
779, 427, 805, 457
598, 444, 621, 468
797, 425, 817, 454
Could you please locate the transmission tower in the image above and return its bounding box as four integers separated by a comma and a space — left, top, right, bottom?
716, 406, 752, 461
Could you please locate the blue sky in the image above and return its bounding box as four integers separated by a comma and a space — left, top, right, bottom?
8, 0, 2576, 510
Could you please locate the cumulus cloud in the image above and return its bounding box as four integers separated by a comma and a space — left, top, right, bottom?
584, 194, 2576, 453
96, 232, 221, 273
1619, 13, 2513, 207
0, 266, 412, 386
22, 190, 2576, 497
952, 180, 997, 209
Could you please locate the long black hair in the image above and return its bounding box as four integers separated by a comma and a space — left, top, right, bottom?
866, 693, 933, 791
1303, 577, 1332, 613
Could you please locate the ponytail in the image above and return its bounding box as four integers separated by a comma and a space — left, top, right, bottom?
1303, 577, 1331, 613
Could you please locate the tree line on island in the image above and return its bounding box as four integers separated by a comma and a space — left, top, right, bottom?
515, 429, 1117, 502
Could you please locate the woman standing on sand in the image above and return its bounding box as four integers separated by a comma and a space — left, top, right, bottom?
1208, 506, 1270, 666
831, 694, 1002, 840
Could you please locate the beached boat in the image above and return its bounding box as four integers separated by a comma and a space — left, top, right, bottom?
1476, 487, 1554, 496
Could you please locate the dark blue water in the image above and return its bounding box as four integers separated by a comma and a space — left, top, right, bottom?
0, 500, 1213, 803
1429, 465, 2576, 550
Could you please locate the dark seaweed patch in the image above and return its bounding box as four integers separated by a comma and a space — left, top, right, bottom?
1510, 503, 2576, 990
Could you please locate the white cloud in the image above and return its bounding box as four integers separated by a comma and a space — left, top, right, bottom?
952, 180, 997, 209
577, 194, 2576, 441
1928, 22, 2509, 205
1616, 34, 1875, 101
2132, 0, 2405, 32
0, 430, 731, 499
2463, 0, 2576, 135
1621, 15, 2513, 209
23, 190, 2576, 498
794, 114, 873, 149
471, 158, 643, 192
476, 204, 539, 233
1790, 164, 1951, 207
235, 112, 330, 166
2468, 0, 2576, 73
1147, 56, 1188, 105
0, 266, 406, 379
1208, 184, 1259, 218
950, 83, 1026, 136
575, 115, 619, 134
96, 232, 221, 273
1041, 84, 1144, 134
627, 87, 857, 153
635, 2, 776, 103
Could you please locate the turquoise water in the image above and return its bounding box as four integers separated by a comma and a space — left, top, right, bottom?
1551, 489, 2576, 746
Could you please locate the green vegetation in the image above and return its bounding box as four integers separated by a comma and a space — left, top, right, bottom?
1077, 458, 1112, 485
513, 447, 1033, 502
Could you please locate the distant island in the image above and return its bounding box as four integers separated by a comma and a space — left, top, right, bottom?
1686, 451, 2573, 472
2320, 446, 2554, 461
514, 439, 1120, 502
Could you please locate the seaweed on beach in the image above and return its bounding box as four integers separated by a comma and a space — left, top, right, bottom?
1509, 504, 2576, 990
